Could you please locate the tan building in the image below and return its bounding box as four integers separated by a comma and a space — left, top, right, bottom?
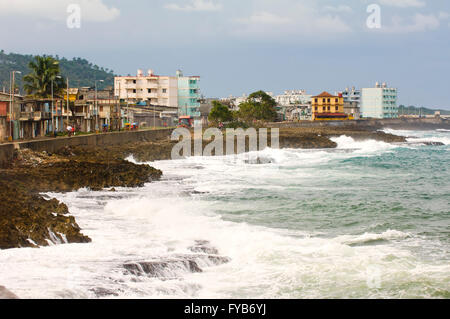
311, 91, 347, 121
114, 69, 178, 107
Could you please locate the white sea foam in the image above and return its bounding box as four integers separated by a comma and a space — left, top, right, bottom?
335, 230, 411, 245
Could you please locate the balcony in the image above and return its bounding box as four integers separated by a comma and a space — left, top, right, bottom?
19, 112, 32, 121
33, 111, 51, 120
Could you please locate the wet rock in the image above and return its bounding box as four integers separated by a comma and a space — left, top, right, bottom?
0, 286, 19, 299
422, 141, 445, 146
123, 259, 203, 278
0, 183, 91, 249
204, 255, 231, 265
188, 240, 219, 255
89, 287, 119, 297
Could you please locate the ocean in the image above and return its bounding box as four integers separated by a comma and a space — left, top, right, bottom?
1, 129, 449, 298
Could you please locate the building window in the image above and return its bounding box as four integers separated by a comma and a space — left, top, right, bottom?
323, 99, 326, 103
323, 107, 326, 111
315, 107, 318, 111
327, 106, 330, 111
148, 89, 152, 93
315, 98, 318, 103
335, 98, 338, 102
327, 98, 331, 103
133, 80, 136, 84
133, 89, 136, 93
335, 106, 338, 111
162, 88, 167, 93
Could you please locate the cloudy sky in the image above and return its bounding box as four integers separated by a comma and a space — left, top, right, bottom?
1, 0, 449, 108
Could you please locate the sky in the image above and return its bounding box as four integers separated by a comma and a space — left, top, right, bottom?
1, 0, 449, 109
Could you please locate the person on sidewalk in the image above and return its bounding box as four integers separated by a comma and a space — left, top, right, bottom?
67, 125, 72, 137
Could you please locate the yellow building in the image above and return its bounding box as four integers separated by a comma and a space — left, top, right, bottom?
311, 91, 348, 121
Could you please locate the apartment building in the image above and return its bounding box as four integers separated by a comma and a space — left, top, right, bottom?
176, 70, 201, 118
114, 69, 178, 107
360, 82, 398, 119
275, 90, 312, 106
340, 87, 361, 104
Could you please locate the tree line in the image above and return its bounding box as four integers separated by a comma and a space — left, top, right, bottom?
208, 91, 278, 127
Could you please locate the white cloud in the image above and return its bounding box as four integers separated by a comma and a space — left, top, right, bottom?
234, 2, 352, 37
438, 11, 450, 20
385, 13, 444, 33
237, 12, 293, 26
378, 0, 426, 8
324, 5, 353, 13
0, 0, 120, 22
164, 0, 222, 12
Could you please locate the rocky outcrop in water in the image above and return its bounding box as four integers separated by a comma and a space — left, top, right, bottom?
123, 241, 230, 279
0, 286, 19, 299
0, 148, 162, 250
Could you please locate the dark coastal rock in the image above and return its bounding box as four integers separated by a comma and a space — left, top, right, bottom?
123, 240, 231, 279
89, 287, 119, 297
0, 181, 91, 249
0, 286, 19, 299
0, 146, 163, 250
188, 240, 219, 255
421, 141, 445, 146
123, 259, 203, 278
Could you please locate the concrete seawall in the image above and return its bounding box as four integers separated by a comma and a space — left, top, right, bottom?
0, 129, 174, 167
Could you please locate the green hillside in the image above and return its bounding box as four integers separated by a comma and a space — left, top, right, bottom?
0, 50, 115, 93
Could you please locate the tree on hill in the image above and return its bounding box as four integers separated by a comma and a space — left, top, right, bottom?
23, 55, 65, 99
0, 50, 116, 92
208, 101, 234, 124
236, 90, 278, 124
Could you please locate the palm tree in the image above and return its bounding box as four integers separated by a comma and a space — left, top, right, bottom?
23, 55, 64, 99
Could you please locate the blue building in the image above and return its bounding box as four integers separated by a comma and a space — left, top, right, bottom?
177, 70, 201, 118
361, 82, 398, 119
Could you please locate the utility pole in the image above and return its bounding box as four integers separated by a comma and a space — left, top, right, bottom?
95, 80, 104, 132
51, 76, 62, 132
66, 77, 70, 127
9, 70, 21, 141
126, 88, 129, 125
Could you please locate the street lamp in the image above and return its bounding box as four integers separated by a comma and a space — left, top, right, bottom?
95, 79, 104, 131
9, 70, 21, 141
65, 77, 70, 127
51, 75, 62, 132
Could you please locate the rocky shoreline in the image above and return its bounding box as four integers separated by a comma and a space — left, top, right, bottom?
0, 126, 405, 251
0, 147, 162, 250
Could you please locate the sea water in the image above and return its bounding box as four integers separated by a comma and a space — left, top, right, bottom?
0, 129, 449, 298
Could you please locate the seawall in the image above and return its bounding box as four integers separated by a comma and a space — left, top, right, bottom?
0, 128, 173, 167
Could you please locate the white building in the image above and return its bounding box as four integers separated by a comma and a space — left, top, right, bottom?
339, 87, 361, 104
360, 82, 398, 119
275, 90, 312, 106
221, 92, 275, 110
115, 69, 178, 107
